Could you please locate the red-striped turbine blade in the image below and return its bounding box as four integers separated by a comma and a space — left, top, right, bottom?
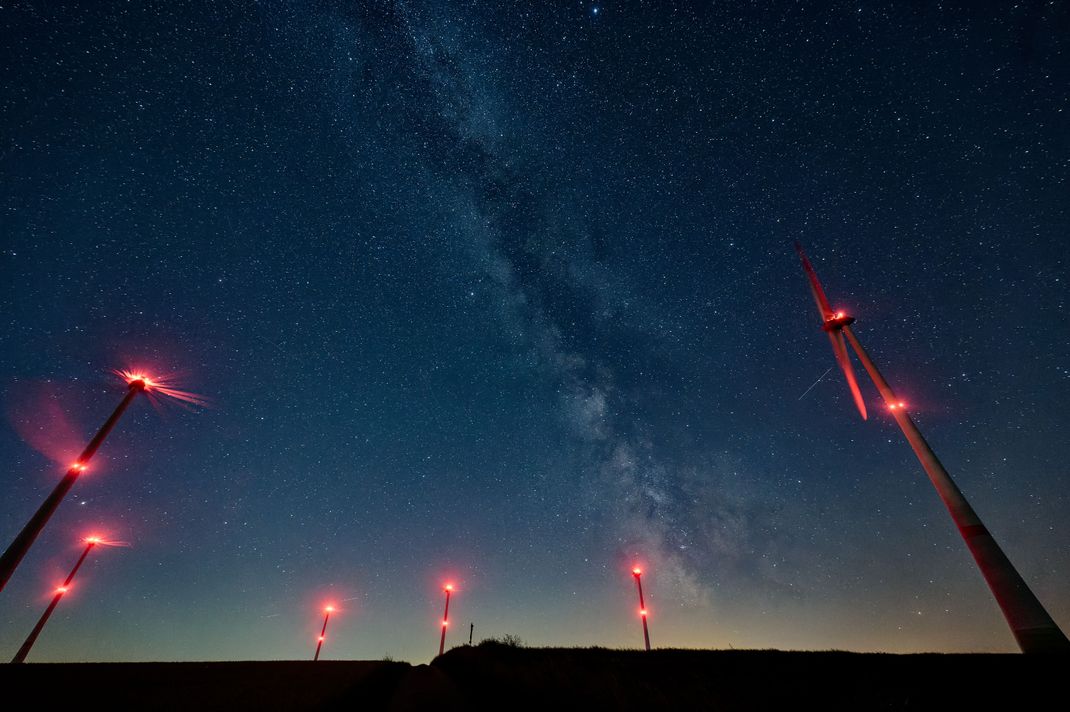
794, 241, 835, 321
828, 330, 868, 420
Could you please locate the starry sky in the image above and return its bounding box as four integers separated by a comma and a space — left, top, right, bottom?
1, 1, 1067, 662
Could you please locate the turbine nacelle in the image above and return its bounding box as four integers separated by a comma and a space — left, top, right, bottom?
820, 312, 855, 332
795, 243, 868, 420
793, 241, 1070, 653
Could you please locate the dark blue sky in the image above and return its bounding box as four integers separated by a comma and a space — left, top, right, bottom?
1, 1, 1067, 661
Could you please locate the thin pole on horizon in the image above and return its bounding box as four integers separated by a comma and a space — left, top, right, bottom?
11, 537, 101, 663
438, 584, 453, 657
632, 567, 651, 651
0, 378, 146, 593
313, 605, 333, 661
795, 242, 1070, 654
469, 622, 474, 646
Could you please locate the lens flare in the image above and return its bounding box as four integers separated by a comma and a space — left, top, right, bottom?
114, 369, 209, 408
82, 536, 129, 548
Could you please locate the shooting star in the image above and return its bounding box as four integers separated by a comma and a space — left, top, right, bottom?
798, 367, 833, 401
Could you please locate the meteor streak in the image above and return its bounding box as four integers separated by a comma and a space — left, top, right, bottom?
798, 367, 834, 401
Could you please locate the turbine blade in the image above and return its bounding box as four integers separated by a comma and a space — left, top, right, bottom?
828, 330, 868, 420
794, 241, 835, 321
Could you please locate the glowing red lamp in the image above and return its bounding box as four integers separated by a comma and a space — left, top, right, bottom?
313, 604, 334, 661
631, 566, 652, 651
438, 583, 454, 657
12, 534, 115, 663
1, 368, 202, 593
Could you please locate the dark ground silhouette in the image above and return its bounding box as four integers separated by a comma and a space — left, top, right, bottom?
1, 644, 1063, 711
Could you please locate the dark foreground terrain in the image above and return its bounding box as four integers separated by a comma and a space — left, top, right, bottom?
1, 644, 1063, 711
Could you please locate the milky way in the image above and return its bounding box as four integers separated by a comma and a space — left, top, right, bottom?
1, 2, 1067, 661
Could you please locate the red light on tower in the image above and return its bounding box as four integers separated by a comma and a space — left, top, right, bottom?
116, 369, 208, 407
11, 534, 112, 663
438, 583, 454, 657
795, 241, 1070, 652
314, 604, 334, 661
1, 368, 201, 594
631, 566, 652, 652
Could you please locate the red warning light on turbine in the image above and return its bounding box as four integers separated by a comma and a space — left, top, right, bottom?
325, 605, 335, 613
71, 462, 87, 472
444, 583, 454, 592
640, 609, 648, 617
113, 369, 208, 407
56, 586, 69, 594
632, 567, 642, 576
118, 371, 155, 389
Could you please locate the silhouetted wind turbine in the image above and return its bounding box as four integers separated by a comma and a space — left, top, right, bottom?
795, 242, 1069, 654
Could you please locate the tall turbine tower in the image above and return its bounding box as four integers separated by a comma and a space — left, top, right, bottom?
795, 242, 1068, 654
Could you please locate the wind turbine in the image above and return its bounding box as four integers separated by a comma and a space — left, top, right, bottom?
795, 242, 1069, 654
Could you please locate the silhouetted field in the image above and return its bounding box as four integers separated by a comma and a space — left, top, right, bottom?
1, 644, 1063, 711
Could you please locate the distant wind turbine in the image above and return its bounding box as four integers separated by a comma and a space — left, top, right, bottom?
795, 242, 1068, 654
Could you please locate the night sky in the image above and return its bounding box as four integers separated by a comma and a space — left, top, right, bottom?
2, 1, 1068, 662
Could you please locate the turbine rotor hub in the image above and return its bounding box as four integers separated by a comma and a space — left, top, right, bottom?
821, 313, 855, 332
